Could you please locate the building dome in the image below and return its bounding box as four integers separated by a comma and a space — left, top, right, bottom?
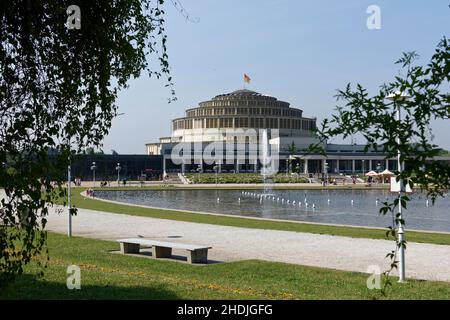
201, 89, 286, 107
215, 89, 265, 97
171, 89, 316, 140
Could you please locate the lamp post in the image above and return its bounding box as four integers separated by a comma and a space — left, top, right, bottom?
90, 161, 97, 187
213, 164, 218, 187
65, 137, 73, 238
67, 158, 72, 238
386, 91, 411, 283
115, 162, 121, 186
196, 166, 201, 183
376, 162, 382, 185
324, 161, 329, 185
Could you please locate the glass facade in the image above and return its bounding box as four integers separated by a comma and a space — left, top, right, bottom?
70, 154, 163, 181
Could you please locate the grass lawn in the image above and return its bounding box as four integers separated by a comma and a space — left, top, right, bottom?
2, 232, 450, 299
65, 188, 450, 246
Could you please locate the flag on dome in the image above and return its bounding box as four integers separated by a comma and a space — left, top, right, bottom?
243, 74, 251, 84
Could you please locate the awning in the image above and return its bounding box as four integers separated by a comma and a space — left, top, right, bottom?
380, 169, 394, 176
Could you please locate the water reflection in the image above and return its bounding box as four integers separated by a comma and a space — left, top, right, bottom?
94, 189, 450, 232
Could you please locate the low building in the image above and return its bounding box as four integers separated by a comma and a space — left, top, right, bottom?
70, 154, 163, 181
146, 89, 450, 176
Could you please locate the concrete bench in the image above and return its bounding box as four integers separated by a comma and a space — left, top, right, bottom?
117, 238, 212, 264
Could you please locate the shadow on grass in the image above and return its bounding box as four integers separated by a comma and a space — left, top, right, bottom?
1, 274, 180, 300
108, 248, 223, 265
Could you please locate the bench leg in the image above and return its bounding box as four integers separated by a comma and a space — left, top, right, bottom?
188, 249, 208, 264
120, 242, 140, 254
153, 246, 172, 258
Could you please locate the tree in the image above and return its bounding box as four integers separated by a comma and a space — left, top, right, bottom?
0, 0, 173, 285
312, 37, 450, 291
84, 147, 103, 155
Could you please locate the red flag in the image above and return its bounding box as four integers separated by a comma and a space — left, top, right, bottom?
243, 74, 251, 84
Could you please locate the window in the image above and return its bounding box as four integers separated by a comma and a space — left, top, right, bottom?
193, 118, 203, 129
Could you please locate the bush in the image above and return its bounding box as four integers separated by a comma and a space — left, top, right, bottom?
184, 173, 309, 184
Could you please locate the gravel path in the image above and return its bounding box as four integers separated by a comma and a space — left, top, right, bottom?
45, 207, 450, 282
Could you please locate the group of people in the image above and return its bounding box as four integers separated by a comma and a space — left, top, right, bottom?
321, 175, 359, 186
85, 188, 95, 197
321, 177, 339, 186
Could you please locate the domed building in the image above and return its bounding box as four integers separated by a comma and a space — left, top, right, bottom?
146, 88, 421, 176
170, 89, 316, 142
146, 89, 320, 173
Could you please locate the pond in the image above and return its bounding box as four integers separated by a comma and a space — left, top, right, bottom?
94, 189, 450, 232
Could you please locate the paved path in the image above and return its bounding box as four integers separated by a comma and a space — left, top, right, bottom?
46, 207, 450, 282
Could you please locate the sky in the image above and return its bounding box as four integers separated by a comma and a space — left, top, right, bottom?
102, 0, 450, 154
